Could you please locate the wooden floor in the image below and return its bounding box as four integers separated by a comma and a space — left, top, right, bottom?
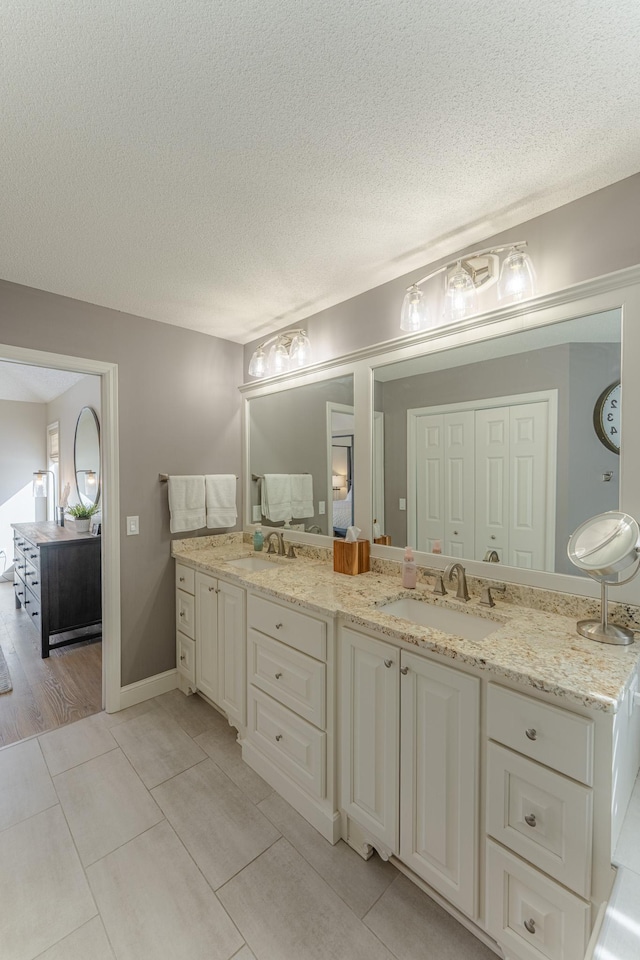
0, 580, 102, 747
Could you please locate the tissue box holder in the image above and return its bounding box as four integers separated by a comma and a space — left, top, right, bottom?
333, 538, 370, 576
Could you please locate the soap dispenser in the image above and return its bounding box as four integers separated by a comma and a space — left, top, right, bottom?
253, 524, 264, 552
402, 546, 417, 589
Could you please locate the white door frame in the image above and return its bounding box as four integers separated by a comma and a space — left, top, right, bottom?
408, 390, 558, 570
0, 343, 120, 712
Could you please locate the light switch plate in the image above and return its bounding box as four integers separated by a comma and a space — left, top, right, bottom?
319, 501, 326, 515
126, 516, 139, 535
399, 498, 406, 511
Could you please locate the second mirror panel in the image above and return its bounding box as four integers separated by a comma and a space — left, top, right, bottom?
373, 310, 621, 576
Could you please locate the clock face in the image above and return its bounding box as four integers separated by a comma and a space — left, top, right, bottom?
594, 381, 621, 454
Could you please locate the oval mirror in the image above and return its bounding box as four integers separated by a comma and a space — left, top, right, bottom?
74, 406, 101, 508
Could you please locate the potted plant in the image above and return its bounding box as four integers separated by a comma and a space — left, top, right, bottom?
66, 502, 98, 533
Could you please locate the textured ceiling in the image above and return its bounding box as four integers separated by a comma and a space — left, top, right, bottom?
0, 362, 87, 403
2, 2, 640, 345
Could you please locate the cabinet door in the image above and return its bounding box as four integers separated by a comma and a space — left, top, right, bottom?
217, 580, 246, 727
195, 572, 219, 704
400, 651, 479, 918
340, 628, 399, 853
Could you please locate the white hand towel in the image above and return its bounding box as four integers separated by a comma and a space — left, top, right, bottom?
261, 474, 292, 523
205, 474, 237, 528
290, 474, 314, 518
168, 476, 205, 533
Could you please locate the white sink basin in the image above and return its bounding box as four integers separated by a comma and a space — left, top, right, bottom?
379, 598, 499, 642
226, 556, 278, 572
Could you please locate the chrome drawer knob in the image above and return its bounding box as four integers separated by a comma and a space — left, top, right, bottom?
384, 659, 393, 668
275, 672, 283, 679
275, 622, 283, 630
275, 734, 283, 741
525, 728, 537, 741
400, 666, 409, 675
179, 610, 185, 617
524, 814, 537, 828
179, 577, 185, 582
208, 586, 215, 592
524, 919, 536, 935
180, 654, 186, 662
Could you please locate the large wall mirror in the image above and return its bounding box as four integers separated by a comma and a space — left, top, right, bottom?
373, 310, 621, 577
74, 406, 101, 507
249, 375, 354, 536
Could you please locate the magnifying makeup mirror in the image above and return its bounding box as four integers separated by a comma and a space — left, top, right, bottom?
567, 511, 640, 645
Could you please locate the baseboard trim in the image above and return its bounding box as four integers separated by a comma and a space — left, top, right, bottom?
117, 668, 178, 710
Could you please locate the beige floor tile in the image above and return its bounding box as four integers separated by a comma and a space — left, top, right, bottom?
39, 714, 118, 776
154, 688, 226, 737
258, 792, 396, 918
110, 708, 206, 788
0, 805, 97, 960
35, 916, 115, 960
87, 820, 243, 960
152, 758, 280, 889
363, 874, 495, 959
54, 748, 164, 865
217, 838, 395, 960
230, 948, 257, 960
195, 727, 272, 804
0, 737, 57, 832
95, 701, 160, 729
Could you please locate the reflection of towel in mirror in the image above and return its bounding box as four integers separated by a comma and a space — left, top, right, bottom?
205, 475, 237, 528
261, 474, 292, 522
291, 474, 314, 518
168, 476, 205, 533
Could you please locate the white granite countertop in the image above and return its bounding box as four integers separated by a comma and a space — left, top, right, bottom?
172, 536, 640, 713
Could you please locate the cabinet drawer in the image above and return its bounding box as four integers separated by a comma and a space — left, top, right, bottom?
247, 594, 326, 661
23, 586, 41, 633
487, 743, 592, 897
176, 632, 196, 684
23, 542, 40, 568
25, 560, 40, 599
175, 563, 195, 595
487, 684, 594, 785
248, 628, 325, 727
486, 841, 590, 960
176, 589, 195, 640
248, 687, 326, 799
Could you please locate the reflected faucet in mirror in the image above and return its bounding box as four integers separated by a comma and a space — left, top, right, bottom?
483, 549, 500, 562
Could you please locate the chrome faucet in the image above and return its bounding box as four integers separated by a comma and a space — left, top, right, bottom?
444, 562, 470, 602
483, 549, 500, 562
266, 531, 286, 556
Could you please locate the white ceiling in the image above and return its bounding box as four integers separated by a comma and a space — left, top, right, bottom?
2, 2, 640, 345
0, 362, 87, 403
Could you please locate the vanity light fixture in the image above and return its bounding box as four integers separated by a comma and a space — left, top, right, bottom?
400, 242, 536, 333
248, 329, 313, 379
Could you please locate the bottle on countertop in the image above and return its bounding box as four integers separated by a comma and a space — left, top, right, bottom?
373, 518, 381, 539
253, 524, 264, 552
402, 546, 417, 589
432, 539, 442, 554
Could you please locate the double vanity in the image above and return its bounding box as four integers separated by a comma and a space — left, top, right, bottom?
172, 533, 640, 960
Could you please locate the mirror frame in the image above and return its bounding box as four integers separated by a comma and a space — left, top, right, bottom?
74, 405, 101, 508
239, 265, 640, 604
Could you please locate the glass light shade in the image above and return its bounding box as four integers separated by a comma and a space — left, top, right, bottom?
498, 247, 537, 302
289, 331, 313, 368
33, 471, 47, 497
444, 262, 478, 322
248, 346, 267, 379
267, 339, 290, 376
400, 285, 430, 333
85, 470, 97, 490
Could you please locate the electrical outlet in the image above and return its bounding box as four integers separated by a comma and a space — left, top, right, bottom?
319, 501, 326, 515
399, 498, 406, 511
126, 516, 139, 536
252, 505, 261, 522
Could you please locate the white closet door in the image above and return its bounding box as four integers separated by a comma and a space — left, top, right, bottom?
443, 410, 475, 558
475, 406, 510, 561
416, 414, 445, 552
509, 402, 549, 569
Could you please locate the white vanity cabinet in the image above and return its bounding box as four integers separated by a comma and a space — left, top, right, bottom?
175, 563, 246, 729
340, 626, 480, 918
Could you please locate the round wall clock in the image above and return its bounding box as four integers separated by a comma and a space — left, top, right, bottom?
593, 381, 621, 454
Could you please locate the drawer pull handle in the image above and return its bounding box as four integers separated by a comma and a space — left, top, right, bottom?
208, 586, 216, 592
525, 728, 537, 741
384, 659, 393, 668
30, 553, 37, 558
179, 577, 185, 582
400, 666, 409, 675
524, 813, 537, 827
179, 610, 185, 617
524, 919, 536, 935
24, 600, 30, 605
275, 672, 283, 679
275, 623, 283, 630
275, 733, 283, 741
31, 581, 38, 586
180, 654, 186, 662
32, 611, 39, 617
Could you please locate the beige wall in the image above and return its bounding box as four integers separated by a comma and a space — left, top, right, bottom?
244, 173, 640, 375
0, 281, 243, 686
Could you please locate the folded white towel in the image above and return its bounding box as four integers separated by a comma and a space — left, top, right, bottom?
168, 476, 205, 533
205, 474, 237, 528
261, 474, 292, 523
290, 474, 314, 519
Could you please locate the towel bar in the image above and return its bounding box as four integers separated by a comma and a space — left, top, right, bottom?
159, 474, 238, 482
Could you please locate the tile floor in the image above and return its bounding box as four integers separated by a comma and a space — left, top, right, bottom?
0, 689, 497, 960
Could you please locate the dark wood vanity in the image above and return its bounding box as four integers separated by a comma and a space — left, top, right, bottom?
12, 521, 102, 658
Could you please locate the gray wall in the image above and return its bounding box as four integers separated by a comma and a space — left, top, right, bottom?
0, 280, 243, 686
244, 173, 640, 375
0, 399, 46, 565
380, 343, 620, 573
47, 375, 101, 511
